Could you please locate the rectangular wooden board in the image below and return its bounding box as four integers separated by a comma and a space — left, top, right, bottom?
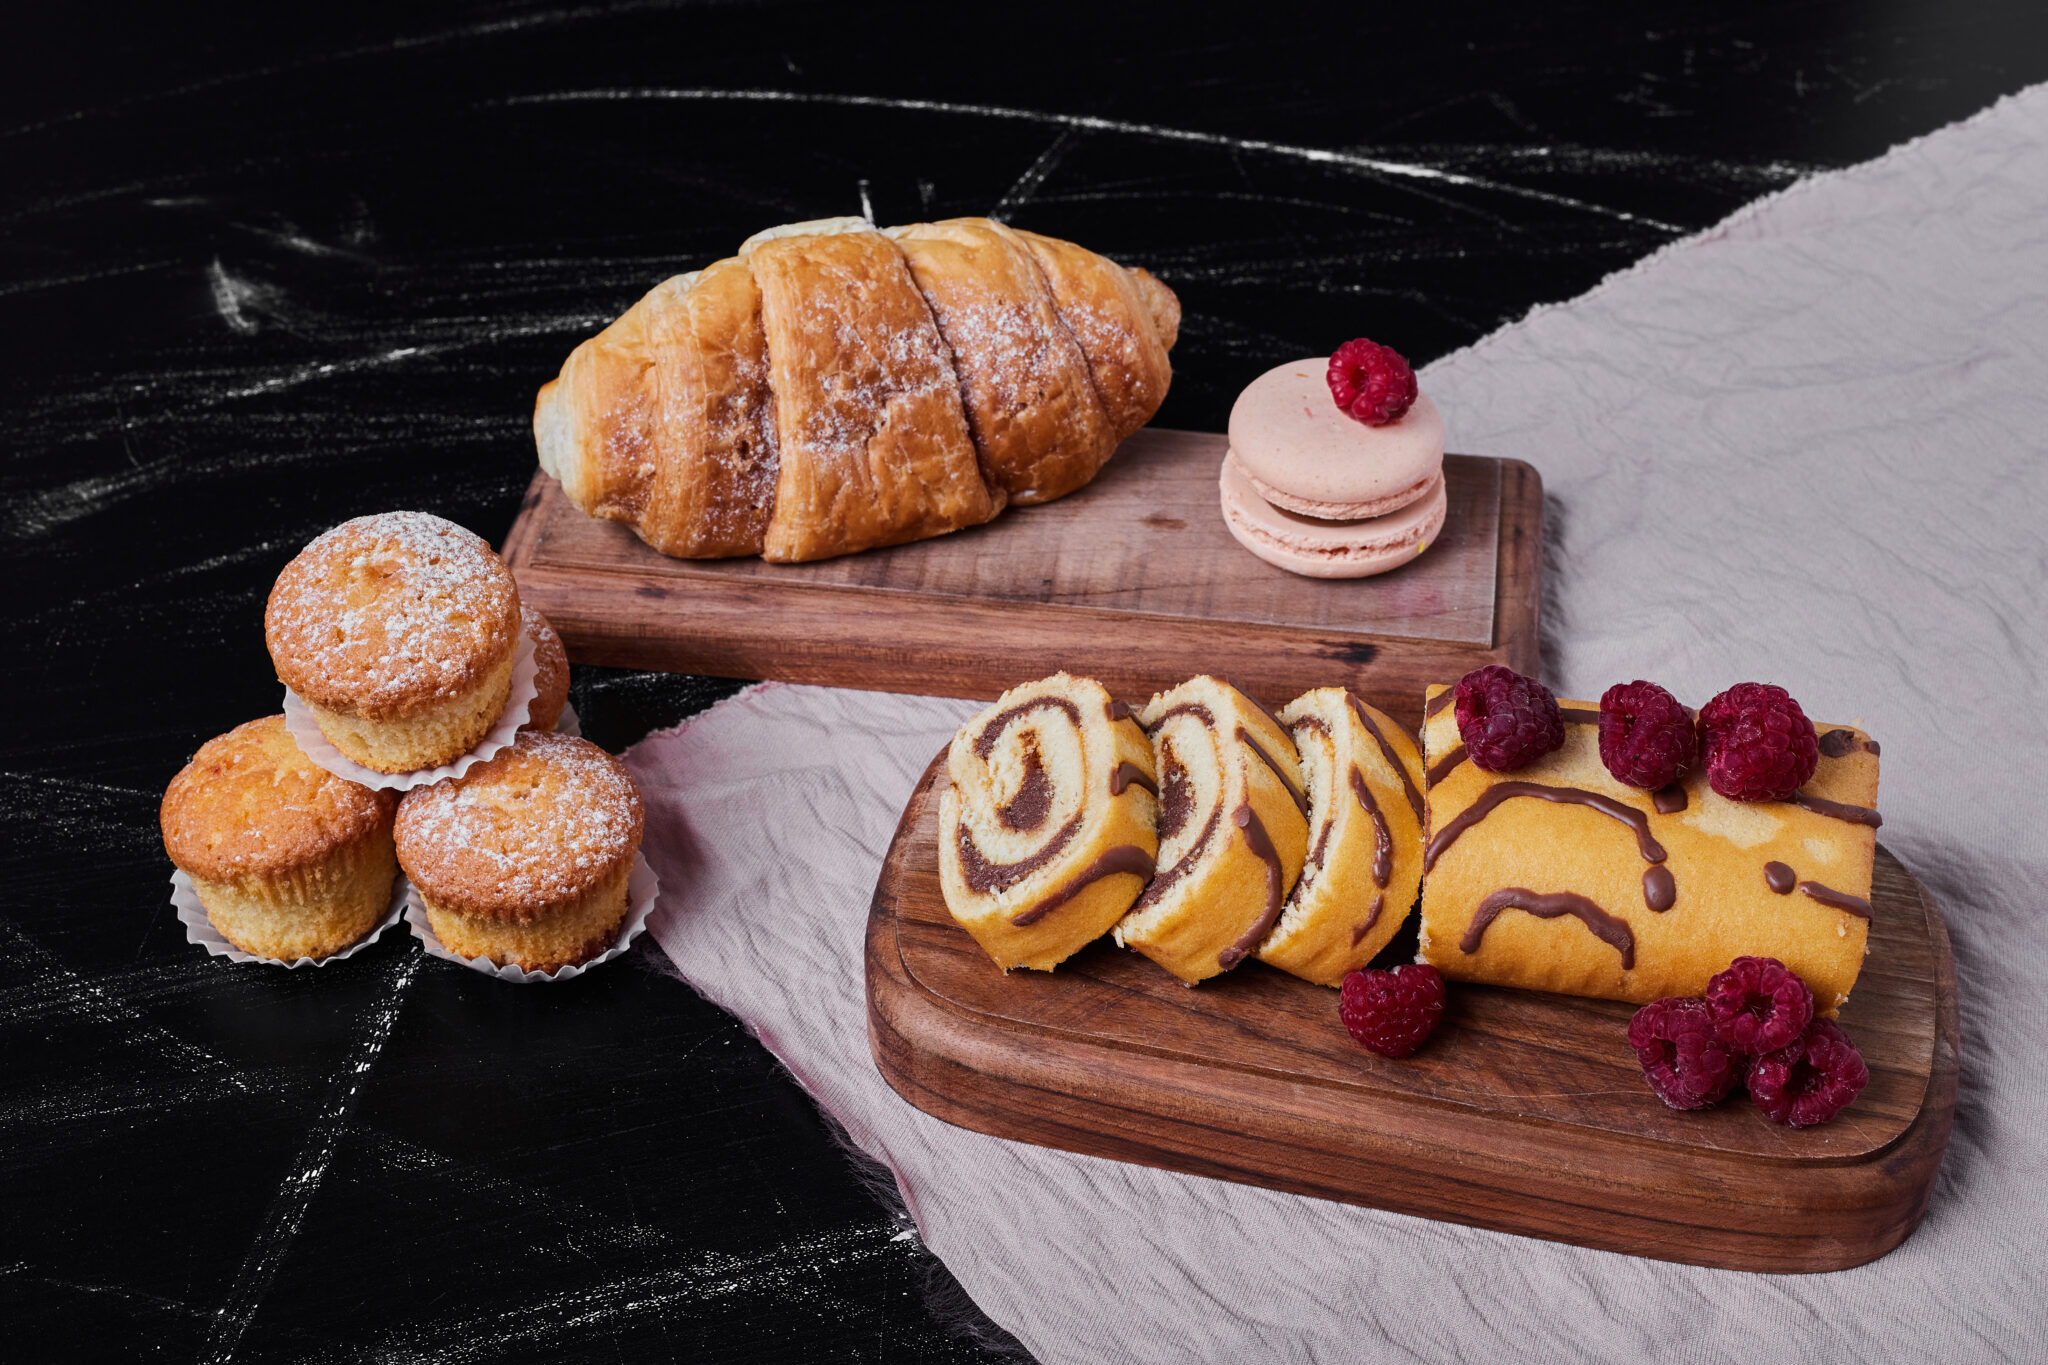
865, 754, 1959, 1273
501, 431, 1541, 728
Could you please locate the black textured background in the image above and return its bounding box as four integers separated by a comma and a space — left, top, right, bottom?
6, 4, 2044, 1360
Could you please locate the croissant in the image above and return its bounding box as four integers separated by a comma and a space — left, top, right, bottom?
533, 216, 1180, 563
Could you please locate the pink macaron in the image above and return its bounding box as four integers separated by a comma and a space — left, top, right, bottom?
1219, 355, 1448, 578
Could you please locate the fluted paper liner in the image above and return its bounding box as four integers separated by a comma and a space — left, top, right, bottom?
172, 869, 409, 968
281, 632, 540, 792
403, 853, 658, 984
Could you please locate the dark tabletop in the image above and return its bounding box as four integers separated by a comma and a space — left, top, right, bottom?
7, 4, 2044, 1360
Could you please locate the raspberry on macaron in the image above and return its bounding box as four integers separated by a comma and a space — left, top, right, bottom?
1326, 338, 1418, 427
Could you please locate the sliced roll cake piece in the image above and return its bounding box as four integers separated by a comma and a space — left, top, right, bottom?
1115, 677, 1311, 984
1259, 689, 1426, 986
938, 673, 1158, 971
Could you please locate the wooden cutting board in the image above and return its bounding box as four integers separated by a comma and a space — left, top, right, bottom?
864, 752, 1958, 1273
500, 431, 1540, 729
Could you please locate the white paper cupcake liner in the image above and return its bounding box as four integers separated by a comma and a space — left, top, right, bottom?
402, 852, 658, 984
281, 632, 540, 792
554, 701, 582, 737
172, 869, 409, 968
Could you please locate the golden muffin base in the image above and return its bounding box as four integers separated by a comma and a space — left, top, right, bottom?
1417, 687, 1878, 1013
421, 859, 632, 971
308, 644, 517, 773
938, 673, 1158, 972
1259, 689, 1425, 986
191, 835, 399, 961
1114, 676, 1309, 984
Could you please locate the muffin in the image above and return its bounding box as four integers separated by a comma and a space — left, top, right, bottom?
266, 511, 522, 773
161, 715, 400, 959
520, 603, 570, 732
395, 730, 644, 971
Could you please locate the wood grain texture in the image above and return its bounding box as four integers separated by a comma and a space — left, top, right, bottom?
502, 431, 1542, 730
866, 752, 1958, 1273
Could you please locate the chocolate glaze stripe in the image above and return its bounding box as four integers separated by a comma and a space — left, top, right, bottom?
1425, 745, 1466, 790
1344, 693, 1424, 824
1652, 782, 1688, 814
1110, 761, 1157, 797
1799, 880, 1873, 919
1643, 864, 1676, 912
1222, 677, 1292, 746
1236, 725, 1308, 817
956, 813, 1081, 893
1764, 860, 1797, 894
1425, 689, 1454, 719
1217, 803, 1286, 969
1106, 698, 1133, 723
1426, 781, 1668, 872
1010, 844, 1156, 927
1788, 792, 1883, 827
975, 695, 1080, 758
1558, 707, 1602, 725
1817, 727, 1880, 759
1350, 893, 1386, 947
1348, 764, 1393, 888
1462, 888, 1635, 969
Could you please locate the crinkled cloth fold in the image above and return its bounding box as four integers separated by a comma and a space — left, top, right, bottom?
628, 83, 2048, 1364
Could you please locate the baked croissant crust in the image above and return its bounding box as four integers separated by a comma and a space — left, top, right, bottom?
534, 217, 1179, 562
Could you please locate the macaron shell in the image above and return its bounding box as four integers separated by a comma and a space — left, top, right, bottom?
1219, 450, 1448, 580
1228, 359, 1445, 507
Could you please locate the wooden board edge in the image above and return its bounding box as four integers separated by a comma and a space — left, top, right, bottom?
1492, 457, 1545, 676
862, 762, 1957, 1274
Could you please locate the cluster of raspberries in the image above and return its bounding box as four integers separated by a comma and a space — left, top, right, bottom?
1628, 957, 1869, 1125
1452, 666, 1820, 802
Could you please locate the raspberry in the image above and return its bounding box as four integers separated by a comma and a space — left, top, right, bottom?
1698, 682, 1818, 802
1326, 338, 1418, 426
1339, 963, 1446, 1058
1748, 1019, 1868, 1127
1597, 680, 1698, 789
1453, 665, 1565, 772
1626, 997, 1742, 1110
1704, 955, 1814, 1055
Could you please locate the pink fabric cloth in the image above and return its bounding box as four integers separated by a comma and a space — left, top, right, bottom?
627, 84, 2048, 1365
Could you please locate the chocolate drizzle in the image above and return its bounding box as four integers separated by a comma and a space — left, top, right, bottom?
1817, 727, 1857, 758
1426, 781, 1668, 871
955, 814, 1080, 894
1223, 678, 1292, 743
1462, 888, 1635, 969
1764, 860, 1797, 894
1788, 792, 1883, 827
1348, 764, 1394, 888
1110, 761, 1157, 797
1558, 707, 1602, 725
1217, 803, 1285, 969
1425, 746, 1467, 790
1237, 725, 1307, 816
1105, 698, 1133, 724
1345, 693, 1424, 824
975, 696, 1080, 759
1642, 864, 1676, 912
1351, 894, 1386, 947
1010, 844, 1156, 927
1652, 782, 1689, 815
1799, 880, 1873, 919
1425, 689, 1455, 719
997, 751, 1052, 830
